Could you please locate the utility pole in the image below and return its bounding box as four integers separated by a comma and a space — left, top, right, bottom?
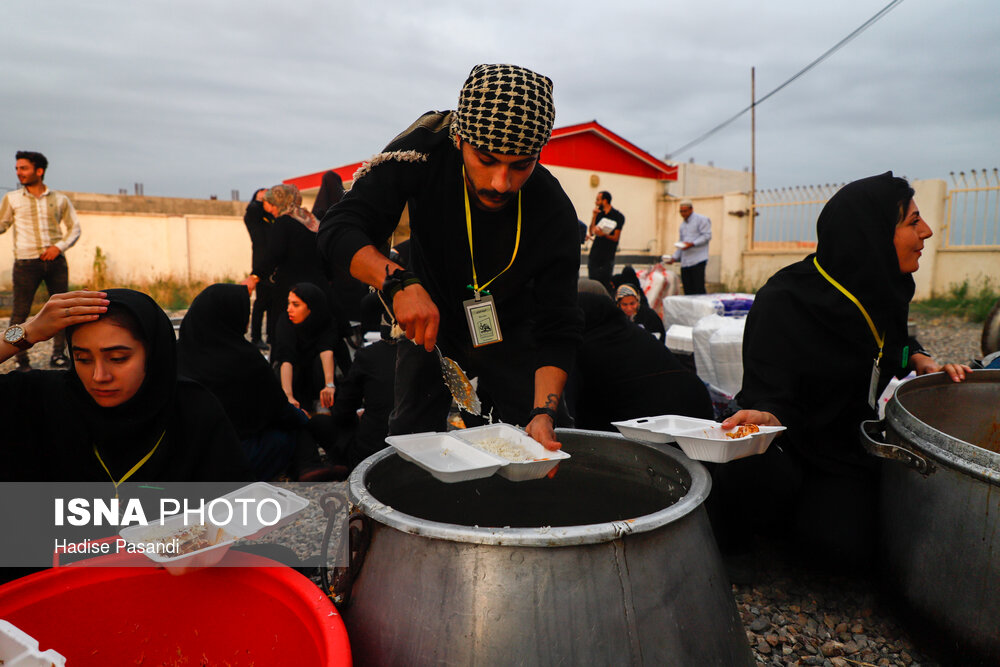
750, 66, 756, 250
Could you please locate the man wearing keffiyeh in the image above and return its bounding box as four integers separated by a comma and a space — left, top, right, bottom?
318, 64, 583, 451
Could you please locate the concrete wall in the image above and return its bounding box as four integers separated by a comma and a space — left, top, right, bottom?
2, 180, 995, 299
696, 179, 999, 299
667, 163, 752, 199
547, 165, 665, 255
0, 194, 250, 288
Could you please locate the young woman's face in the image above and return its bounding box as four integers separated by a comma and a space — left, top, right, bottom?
618, 295, 640, 318
287, 292, 311, 324
71, 319, 147, 408
893, 200, 933, 273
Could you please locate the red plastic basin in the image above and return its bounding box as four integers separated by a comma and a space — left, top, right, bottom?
0, 551, 351, 666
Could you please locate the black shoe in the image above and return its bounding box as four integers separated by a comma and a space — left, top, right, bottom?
50, 354, 69, 368
15, 361, 33, 373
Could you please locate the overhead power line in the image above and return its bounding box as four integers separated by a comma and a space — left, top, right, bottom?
665, 0, 906, 159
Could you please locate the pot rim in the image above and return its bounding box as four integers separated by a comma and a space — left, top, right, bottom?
348, 428, 712, 547
886, 369, 1000, 485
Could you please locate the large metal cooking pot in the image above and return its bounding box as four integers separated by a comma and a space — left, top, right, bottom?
342, 429, 753, 666
862, 369, 1000, 662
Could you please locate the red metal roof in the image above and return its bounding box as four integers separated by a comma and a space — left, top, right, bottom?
541, 121, 677, 181
284, 121, 676, 189
284, 162, 364, 192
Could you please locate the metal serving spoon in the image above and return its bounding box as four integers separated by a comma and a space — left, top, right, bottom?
435, 345, 482, 416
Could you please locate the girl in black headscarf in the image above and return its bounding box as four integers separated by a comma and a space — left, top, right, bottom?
273, 282, 340, 413
176, 283, 340, 481
565, 291, 712, 431
709, 172, 969, 571
611, 267, 665, 341
0, 289, 253, 483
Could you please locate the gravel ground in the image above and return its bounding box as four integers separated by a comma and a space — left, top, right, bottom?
1, 311, 988, 665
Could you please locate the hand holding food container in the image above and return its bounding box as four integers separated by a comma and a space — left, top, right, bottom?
614, 413, 785, 463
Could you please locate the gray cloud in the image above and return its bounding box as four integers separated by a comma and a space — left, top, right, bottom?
3, 0, 997, 198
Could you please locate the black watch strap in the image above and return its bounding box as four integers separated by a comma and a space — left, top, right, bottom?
529, 407, 557, 421
381, 268, 422, 301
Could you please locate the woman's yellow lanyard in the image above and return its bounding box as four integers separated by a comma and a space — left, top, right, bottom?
461, 166, 521, 347
93, 430, 165, 499
813, 257, 885, 408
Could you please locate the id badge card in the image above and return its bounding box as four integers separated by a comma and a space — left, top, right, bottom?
867, 359, 881, 409
463, 294, 503, 347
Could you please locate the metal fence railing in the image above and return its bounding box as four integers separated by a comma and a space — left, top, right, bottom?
750, 183, 843, 249
946, 169, 1000, 247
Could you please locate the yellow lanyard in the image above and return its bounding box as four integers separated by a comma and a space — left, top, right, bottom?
813, 257, 885, 362
462, 166, 521, 297
93, 430, 165, 498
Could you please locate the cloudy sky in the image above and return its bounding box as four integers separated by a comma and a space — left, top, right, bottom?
4, 0, 998, 199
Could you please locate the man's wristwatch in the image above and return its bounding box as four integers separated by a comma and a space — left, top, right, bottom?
529, 407, 557, 421
3, 324, 34, 351
381, 268, 422, 301
325, 382, 336, 389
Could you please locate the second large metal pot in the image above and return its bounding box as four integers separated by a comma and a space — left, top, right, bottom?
343, 429, 753, 666
862, 369, 1000, 662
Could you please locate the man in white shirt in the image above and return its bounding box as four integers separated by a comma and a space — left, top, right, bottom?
0, 151, 81, 370
665, 200, 711, 294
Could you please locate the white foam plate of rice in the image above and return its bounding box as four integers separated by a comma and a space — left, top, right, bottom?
386, 432, 506, 483
451, 423, 570, 481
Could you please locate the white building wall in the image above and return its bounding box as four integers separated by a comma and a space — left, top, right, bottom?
546, 165, 666, 255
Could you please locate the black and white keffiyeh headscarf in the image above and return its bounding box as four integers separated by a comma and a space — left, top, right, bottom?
450, 63, 555, 156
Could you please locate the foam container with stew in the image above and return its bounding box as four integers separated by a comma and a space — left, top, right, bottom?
672, 424, 785, 463
119, 482, 310, 574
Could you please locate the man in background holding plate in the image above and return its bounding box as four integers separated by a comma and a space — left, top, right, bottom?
665, 200, 711, 295
587, 190, 625, 292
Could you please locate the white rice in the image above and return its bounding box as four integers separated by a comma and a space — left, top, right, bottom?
475, 437, 530, 461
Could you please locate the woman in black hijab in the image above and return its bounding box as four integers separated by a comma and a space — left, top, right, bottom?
0, 289, 253, 483
566, 291, 712, 430
273, 282, 340, 413
311, 170, 345, 222
244, 187, 275, 348
611, 267, 665, 341
709, 172, 969, 571
176, 283, 340, 481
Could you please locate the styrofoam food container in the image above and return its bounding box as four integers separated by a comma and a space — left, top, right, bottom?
119, 483, 310, 574
215, 482, 310, 540
120, 514, 235, 575
612, 415, 717, 444
0, 620, 66, 667
672, 424, 786, 463
452, 423, 570, 481
386, 432, 505, 483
